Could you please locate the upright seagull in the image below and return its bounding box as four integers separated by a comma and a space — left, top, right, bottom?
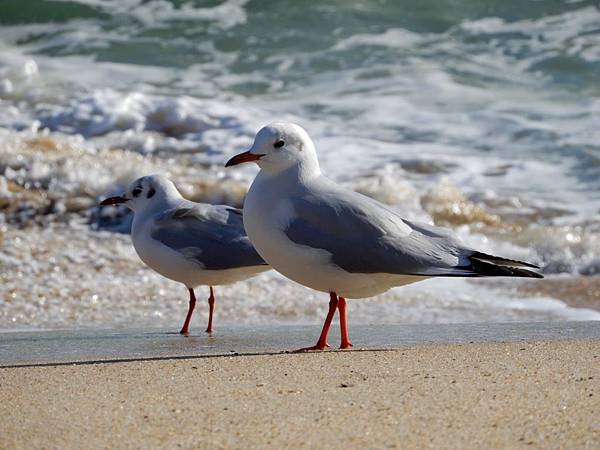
226, 123, 543, 351
100, 174, 269, 335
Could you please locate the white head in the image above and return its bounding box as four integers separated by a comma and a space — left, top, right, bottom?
100, 174, 181, 213
225, 122, 321, 176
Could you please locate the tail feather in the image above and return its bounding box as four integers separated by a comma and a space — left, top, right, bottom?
470, 251, 540, 269
469, 257, 543, 279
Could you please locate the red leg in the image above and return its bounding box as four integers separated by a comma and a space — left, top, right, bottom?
206, 286, 215, 334
180, 288, 196, 336
293, 292, 339, 352
338, 297, 353, 349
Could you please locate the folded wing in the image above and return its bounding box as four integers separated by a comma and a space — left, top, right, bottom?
151, 204, 267, 270
284, 185, 542, 278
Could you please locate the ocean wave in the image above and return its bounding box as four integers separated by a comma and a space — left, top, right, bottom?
36, 89, 252, 139
1, 1, 599, 328
65, 0, 250, 29
459, 6, 600, 65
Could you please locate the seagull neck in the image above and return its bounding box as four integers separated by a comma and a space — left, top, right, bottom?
258, 162, 322, 188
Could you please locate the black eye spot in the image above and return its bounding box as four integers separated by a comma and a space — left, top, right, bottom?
132, 187, 142, 197
274, 139, 285, 149
147, 187, 156, 199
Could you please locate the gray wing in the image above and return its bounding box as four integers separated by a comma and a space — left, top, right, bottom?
151, 204, 267, 270
284, 186, 477, 276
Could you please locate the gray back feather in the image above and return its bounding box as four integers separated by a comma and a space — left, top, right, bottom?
284, 187, 475, 276
152, 203, 266, 270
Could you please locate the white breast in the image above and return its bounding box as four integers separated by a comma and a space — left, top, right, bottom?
131, 217, 201, 286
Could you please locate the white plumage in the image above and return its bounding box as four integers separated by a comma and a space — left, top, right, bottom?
100, 174, 269, 335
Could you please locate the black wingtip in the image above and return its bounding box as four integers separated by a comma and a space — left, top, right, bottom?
469, 257, 544, 278
470, 251, 541, 269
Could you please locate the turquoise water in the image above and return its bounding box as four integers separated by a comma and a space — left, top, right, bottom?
2, 1, 599, 186
1, 1, 599, 329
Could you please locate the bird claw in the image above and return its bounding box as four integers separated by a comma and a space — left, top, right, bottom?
340, 341, 353, 350
179, 330, 190, 337
291, 342, 330, 353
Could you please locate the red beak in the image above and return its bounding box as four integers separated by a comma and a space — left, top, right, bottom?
100, 196, 128, 206
225, 151, 264, 167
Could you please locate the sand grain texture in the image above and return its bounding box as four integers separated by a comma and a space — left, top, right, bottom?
1, 341, 599, 449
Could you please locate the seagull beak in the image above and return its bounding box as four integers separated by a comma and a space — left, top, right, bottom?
225, 150, 264, 167
100, 196, 129, 206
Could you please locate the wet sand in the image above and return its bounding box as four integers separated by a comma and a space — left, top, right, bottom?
3, 321, 600, 367
1, 331, 599, 449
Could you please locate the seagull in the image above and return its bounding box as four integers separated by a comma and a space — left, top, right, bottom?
100, 174, 269, 335
225, 122, 543, 351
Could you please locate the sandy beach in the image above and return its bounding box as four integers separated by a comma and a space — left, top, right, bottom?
2, 338, 598, 449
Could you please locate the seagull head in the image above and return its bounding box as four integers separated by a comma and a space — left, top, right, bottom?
225, 122, 320, 175
100, 174, 180, 212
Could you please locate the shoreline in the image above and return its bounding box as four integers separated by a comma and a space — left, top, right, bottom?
2, 321, 600, 367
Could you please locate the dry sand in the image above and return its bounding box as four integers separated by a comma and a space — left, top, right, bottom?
1, 340, 599, 449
